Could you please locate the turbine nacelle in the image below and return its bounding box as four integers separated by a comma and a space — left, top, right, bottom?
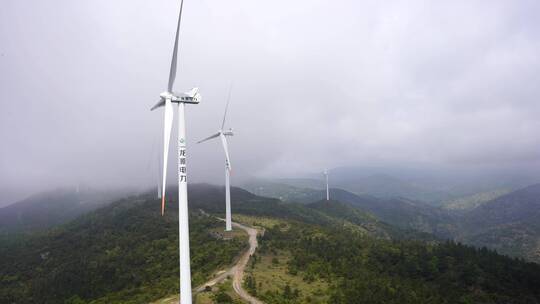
151, 88, 202, 111
222, 128, 234, 136
161, 89, 201, 104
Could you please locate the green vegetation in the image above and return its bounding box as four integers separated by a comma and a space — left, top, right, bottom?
306, 200, 436, 241
232, 214, 288, 229
210, 281, 244, 304
257, 221, 540, 303
454, 184, 540, 262
239, 181, 540, 264
3, 184, 540, 303
242, 179, 323, 202
152, 280, 243, 304
262, 186, 457, 238
227, 186, 540, 303
246, 250, 329, 303
442, 189, 511, 211
0, 194, 245, 304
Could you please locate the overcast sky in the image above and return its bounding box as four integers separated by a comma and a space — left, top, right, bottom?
1, 0, 539, 204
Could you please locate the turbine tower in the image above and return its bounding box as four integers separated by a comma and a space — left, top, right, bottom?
198, 87, 234, 231
324, 170, 329, 200
150, 1, 201, 303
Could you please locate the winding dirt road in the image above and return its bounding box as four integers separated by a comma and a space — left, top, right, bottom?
154, 217, 263, 304
229, 221, 263, 304
193, 219, 263, 304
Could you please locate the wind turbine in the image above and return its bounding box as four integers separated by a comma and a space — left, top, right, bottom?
150, 1, 200, 303
324, 170, 329, 200
198, 88, 234, 231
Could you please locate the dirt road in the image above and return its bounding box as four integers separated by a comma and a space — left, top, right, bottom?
193, 219, 263, 304
229, 221, 263, 304
153, 219, 263, 304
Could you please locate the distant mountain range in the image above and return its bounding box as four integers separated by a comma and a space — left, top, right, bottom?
257, 165, 540, 206
3, 178, 540, 265
441, 188, 512, 211
135, 181, 540, 266
0, 187, 131, 233
455, 184, 540, 262
247, 174, 458, 205
244, 180, 456, 236
245, 178, 540, 263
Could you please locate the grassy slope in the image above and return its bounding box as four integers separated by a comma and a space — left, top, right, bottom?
239, 214, 329, 304
247, 250, 329, 304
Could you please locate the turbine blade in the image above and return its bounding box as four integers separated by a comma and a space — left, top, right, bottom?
167, 0, 184, 92
157, 134, 162, 199
220, 134, 232, 171
151, 99, 165, 111
161, 99, 174, 215
197, 132, 220, 144
221, 84, 233, 130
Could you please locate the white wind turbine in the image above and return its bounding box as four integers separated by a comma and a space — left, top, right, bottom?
150, 1, 200, 303
198, 88, 234, 231
324, 170, 329, 200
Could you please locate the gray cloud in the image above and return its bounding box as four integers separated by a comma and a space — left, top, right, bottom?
1, 0, 540, 204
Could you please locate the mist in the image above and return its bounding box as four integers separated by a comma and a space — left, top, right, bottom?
1, 0, 540, 205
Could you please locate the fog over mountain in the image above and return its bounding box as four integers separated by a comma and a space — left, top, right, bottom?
1, 0, 540, 205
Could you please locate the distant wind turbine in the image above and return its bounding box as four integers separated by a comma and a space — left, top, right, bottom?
324, 170, 329, 200
150, 1, 200, 303
198, 87, 234, 231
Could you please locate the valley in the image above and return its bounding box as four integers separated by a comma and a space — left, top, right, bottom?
246, 177, 540, 263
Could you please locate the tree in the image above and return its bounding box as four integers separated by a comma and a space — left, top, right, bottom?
214, 291, 233, 304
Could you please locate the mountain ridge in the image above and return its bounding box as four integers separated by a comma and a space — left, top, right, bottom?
0, 187, 131, 233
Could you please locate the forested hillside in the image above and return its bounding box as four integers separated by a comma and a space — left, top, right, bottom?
441, 189, 511, 211
244, 180, 540, 263
255, 221, 540, 303
0, 191, 245, 304
210, 186, 540, 303
2, 184, 540, 304
456, 184, 540, 262
271, 186, 457, 238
